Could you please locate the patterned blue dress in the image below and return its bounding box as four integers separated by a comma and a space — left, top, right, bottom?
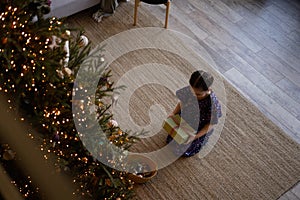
166, 86, 222, 157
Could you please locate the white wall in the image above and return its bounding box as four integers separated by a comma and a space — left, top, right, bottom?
48, 0, 100, 18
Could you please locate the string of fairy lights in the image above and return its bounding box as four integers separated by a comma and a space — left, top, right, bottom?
1, 3, 137, 199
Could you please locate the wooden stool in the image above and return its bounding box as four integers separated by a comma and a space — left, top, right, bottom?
133, 0, 171, 28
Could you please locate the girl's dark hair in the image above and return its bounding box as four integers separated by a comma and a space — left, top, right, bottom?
189, 70, 214, 91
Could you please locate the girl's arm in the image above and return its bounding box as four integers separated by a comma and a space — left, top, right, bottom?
169, 102, 181, 116
185, 123, 212, 144
194, 123, 212, 139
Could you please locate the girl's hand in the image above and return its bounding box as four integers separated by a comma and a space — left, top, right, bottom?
168, 113, 175, 118
184, 135, 195, 144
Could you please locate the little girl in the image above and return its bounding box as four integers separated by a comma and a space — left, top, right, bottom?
166, 70, 222, 157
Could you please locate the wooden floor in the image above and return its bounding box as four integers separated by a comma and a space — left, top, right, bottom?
134, 0, 300, 199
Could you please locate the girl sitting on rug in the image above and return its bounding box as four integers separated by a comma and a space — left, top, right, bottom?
166, 70, 222, 157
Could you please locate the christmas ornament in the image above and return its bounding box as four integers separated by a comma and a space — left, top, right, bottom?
63, 67, 72, 76
63, 40, 70, 67
2, 37, 8, 45
65, 30, 71, 37
3, 149, 16, 160
56, 69, 64, 79
78, 35, 89, 47
108, 119, 118, 128
49, 32, 70, 67
62, 30, 70, 67
48, 35, 61, 49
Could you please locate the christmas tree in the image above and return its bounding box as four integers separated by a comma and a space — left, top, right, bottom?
0, 0, 139, 199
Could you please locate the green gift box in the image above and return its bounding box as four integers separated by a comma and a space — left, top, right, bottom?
163, 114, 195, 144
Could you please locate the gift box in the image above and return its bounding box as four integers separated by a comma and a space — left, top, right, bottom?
163, 115, 195, 144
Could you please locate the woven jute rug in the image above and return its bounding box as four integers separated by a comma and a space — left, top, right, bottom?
67, 2, 300, 199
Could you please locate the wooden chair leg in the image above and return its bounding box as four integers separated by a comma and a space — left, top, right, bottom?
164, 0, 170, 28
133, 0, 140, 26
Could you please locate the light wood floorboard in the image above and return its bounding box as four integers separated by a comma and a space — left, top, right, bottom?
136, 0, 300, 197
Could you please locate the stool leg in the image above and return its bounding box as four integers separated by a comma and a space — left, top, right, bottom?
133, 0, 140, 26
164, 0, 170, 28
